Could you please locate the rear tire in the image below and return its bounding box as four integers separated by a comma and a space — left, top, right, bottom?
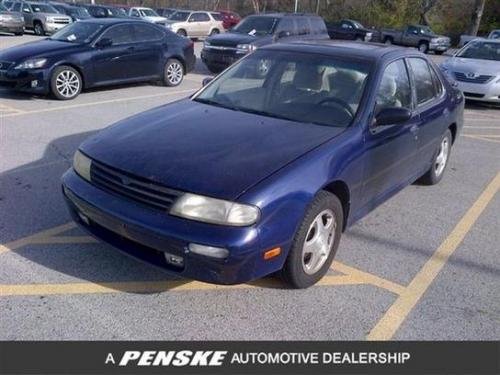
419, 129, 452, 185
281, 191, 343, 289
34, 22, 45, 36
50, 65, 82, 100
163, 58, 184, 87
210, 28, 220, 36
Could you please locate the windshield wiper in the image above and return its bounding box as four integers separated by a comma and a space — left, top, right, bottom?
193, 97, 242, 112
232, 107, 298, 122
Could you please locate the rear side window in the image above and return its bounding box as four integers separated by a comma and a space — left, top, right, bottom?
408, 58, 438, 105
132, 24, 164, 42
101, 24, 134, 45
295, 17, 311, 35
211, 12, 222, 21
376, 59, 412, 112
190, 12, 210, 22
310, 17, 327, 34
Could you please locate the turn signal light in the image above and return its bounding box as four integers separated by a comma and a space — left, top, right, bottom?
263, 247, 281, 260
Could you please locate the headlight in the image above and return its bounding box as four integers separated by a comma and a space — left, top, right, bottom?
236, 43, 257, 53
430, 38, 440, 43
365, 32, 372, 41
170, 193, 260, 226
73, 150, 92, 182
14, 58, 47, 69
203, 40, 211, 48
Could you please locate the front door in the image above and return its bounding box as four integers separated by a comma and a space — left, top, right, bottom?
361, 58, 420, 210
92, 24, 139, 84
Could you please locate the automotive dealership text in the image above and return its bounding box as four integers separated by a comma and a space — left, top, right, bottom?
110, 350, 411, 366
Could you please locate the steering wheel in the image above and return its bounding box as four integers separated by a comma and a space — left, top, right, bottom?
317, 97, 355, 119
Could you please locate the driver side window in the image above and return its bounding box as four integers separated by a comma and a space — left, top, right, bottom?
376, 59, 412, 113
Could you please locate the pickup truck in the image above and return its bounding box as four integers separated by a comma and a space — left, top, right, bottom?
380, 24, 450, 54
326, 19, 375, 42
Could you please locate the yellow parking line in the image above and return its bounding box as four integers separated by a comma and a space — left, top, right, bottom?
0, 269, 402, 297
0, 223, 76, 255
367, 172, 500, 341
0, 103, 25, 114
463, 134, 500, 144
464, 134, 500, 138
1, 89, 195, 118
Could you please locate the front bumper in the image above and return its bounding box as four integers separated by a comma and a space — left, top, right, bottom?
44, 22, 70, 34
201, 47, 243, 70
456, 80, 500, 104
429, 42, 450, 52
0, 21, 24, 33
61, 169, 284, 285
0, 67, 50, 94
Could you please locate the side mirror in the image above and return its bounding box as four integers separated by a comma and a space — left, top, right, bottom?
374, 107, 411, 126
277, 30, 290, 39
95, 38, 112, 48
202, 77, 213, 86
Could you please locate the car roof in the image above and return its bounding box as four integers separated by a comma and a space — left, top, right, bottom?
262, 40, 417, 61
77, 18, 146, 25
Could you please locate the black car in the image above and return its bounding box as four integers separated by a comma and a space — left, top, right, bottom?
50, 2, 91, 21
326, 19, 375, 42
0, 19, 195, 100
80, 4, 129, 19
201, 13, 329, 73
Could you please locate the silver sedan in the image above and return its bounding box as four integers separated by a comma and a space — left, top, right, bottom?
440, 39, 500, 104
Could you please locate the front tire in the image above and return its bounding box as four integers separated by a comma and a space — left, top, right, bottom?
281, 191, 343, 289
163, 58, 184, 87
419, 129, 452, 185
418, 42, 429, 54
176, 29, 187, 37
50, 65, 82, 100
210, 28, 220, 36
34, 22, 45, 36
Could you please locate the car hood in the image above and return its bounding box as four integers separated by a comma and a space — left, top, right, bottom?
443, 57, 500, 76
80, 99, 343, 200
206, 31, 270, 47
0, 39, 77, 62
144, 16, 167, 23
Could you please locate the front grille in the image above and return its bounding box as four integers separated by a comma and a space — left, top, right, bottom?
90, 161, 182, 211
463, 92, 485, 98
454, 72, 493, 84
53, 18, 71, 24
0, 61, 14, 70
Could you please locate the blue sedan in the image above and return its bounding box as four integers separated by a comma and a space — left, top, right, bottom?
62, 41, 464, 288
0, 18, 195, 100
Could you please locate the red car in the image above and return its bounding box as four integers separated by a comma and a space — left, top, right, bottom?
218, 10, 240, 29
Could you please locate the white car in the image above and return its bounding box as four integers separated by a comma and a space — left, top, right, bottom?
129, 7, 167, 26
165, 10, 223, 38
441, 39, 500, 104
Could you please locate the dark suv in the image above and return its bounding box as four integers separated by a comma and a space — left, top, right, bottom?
201, 13, 329, 73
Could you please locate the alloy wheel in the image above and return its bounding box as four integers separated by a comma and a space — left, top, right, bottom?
435, 137, 449, 177
302, 209, 336, 275
166, 62, 183, 85
55, 70, 80, 99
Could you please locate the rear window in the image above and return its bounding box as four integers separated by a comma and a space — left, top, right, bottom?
211, 12, 222, 21
295, 17, 311, 35
310, 17, 327, 35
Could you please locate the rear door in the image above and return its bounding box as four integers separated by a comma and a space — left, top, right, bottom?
407, 57, 448, 174
361, 58, 420, 208
129, 23, 165, 78
20, 3, 33, 27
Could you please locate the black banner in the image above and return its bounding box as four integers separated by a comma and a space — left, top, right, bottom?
0, 341, 498, 374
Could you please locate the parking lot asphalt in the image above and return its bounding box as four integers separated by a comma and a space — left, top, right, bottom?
0, 35, 499, 340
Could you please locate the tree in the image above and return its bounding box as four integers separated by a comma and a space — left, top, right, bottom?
419, 0, 438, 25
468, 0, 486, 35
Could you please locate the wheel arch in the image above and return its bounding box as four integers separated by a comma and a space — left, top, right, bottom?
448, 123, 457, 144
51, 62, 86, 88
167, 55, 186, 73
321, 180, 350, 231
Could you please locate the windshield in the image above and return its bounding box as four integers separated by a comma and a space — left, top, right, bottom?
490, 31, 500, 39
419, 26, 433, 34
107, 7, 126, 17
31, 3, 57, 13
352, 21, 364, 29
50, 22, 103, 43
194, 50, 370, 128
232, 16, 278, 35
0, 4, 7, 11
140, 8, 158, 17
457, 41, 500, 61
169, 11, 189, 21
